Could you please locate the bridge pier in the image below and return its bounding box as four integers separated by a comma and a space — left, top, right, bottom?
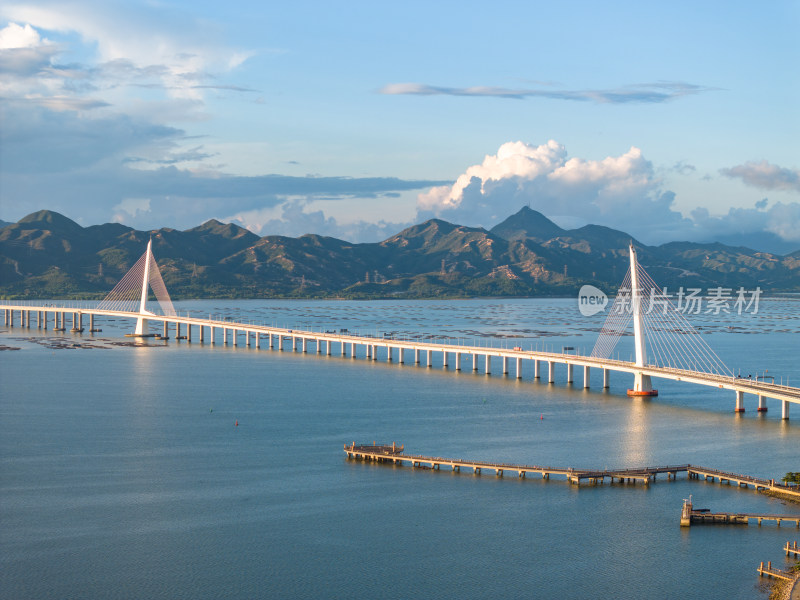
485, 355, 491, 375
233, 329, 238, 347
584, 366, 590, 388
548, 361, 554, 384
502, 356, 508, 375
534, 360, 540, 379
326, 340, 332, 356
757, 394, 767, 412
200, 325, 205, 343
442, 351, 447, 367
177, 322, 182, 339
373, 345, 379, 361
735, 390, 745, 413
245, 331, 250, 347
398, 347, 403, 363
472, 353, 478, 371
567, 363, 573, 384
783, 401, 790, 420
187, 324, 192, 342
455, 353, 461, 371
426, 349, 432, 367
223, 328, 228, 345
292, 336, 297, 351
414, 348, 420, 364
255, 332, 260, 349
516, 357, 522, 379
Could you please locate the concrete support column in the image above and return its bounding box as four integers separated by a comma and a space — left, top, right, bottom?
223, 328, 228, 345
341, 341, 347, 357
757, 394, 767, 412
414, 348, 420, 364
455, 353, 461, 371
603, 368, 610, 388
485, 355, 491, 375
502, 356, 508, 375
71, 312, 76, 331
372, 345, 378, 361
327, 341, 332, 356
442, 352, 448, 368
187, 324, 192, 342
3, 309, 7, 326
584, 366, 590, 388
292, 337, 297, 351
426, 349, 432, 367
245, 331, 250, 347
43, 310, 48, 330
387, 346, 392, 362
398, 347, 404, 364
233, 330, 238, 347
315, 338, 320, 353
567, 363, 573, 383
200, 326, 205, 343
352, 343, 357, 359
473, 354, 478, 371
548, 361, 554, 384
516, 357, 522, 379
21, 310, 26, 328
164, 321, 169, 339
534, 360, 540, 379
255, 333, 260, 349
735, 390, 744, 413
177, 322, 181, 339
782, 400, 789, 420
37, 311, 41, 328
210, 327, 215, 344
366, 345, 371, 359
302, 337, 307, 353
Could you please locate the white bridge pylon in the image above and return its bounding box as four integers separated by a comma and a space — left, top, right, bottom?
591, 243, 732, 396
96, 238, 176, 335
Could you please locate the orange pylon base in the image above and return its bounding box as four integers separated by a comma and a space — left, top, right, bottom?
627, 389, 658, 397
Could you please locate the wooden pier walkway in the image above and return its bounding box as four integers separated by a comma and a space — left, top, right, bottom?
343, 443, 800, 500
759, 562, 794, 581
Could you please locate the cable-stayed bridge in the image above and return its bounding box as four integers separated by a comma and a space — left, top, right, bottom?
2, 240, 799, 418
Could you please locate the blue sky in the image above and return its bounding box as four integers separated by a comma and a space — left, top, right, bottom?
1, 0, 798, 250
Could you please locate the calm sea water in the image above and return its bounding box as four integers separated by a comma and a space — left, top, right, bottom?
1, 298, 798, 600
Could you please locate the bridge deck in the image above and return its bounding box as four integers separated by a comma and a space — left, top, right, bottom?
4, 303, 800, 408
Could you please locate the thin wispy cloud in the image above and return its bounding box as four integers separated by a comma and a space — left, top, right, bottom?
379, 81, 717, 104
721, 161, 800, 193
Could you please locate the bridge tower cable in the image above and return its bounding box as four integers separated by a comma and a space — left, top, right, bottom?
629, 243, 657, 396
96, 239, 176, 335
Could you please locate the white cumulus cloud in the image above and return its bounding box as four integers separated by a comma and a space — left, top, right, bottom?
417, 140, 683, 239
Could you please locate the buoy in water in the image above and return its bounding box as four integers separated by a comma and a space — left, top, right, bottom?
235, 420, 238, 427
540, 414, 544, 420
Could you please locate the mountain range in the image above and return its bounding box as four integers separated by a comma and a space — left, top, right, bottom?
1, 208, 798, 299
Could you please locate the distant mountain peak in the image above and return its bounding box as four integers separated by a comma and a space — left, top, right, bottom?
491, 206, 565, 241
17, 210, 83, 233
